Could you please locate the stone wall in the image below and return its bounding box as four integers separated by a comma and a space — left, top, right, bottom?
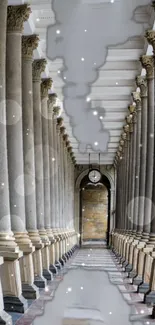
82, 185, 108, 241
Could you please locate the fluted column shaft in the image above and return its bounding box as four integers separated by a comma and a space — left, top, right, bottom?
127, 123, 133, 232
32, 59, 49, 243
136, 77, 148, 235
22, 35, 42, 247
140, 55, 154, 239
41, 78, 53, 239
48, 94, 57, 229
6, 5, 31, 247
0, 1, 16, 246
131, 113, 137, 233
132, 93, 141, 234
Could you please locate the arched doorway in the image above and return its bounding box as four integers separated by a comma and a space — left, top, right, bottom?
79, 174, 111, 246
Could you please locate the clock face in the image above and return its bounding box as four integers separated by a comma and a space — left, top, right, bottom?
88, 169, 101, 183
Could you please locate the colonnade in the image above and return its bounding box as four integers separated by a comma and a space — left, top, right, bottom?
0, 3, 78, 322
112, 28, 155, 314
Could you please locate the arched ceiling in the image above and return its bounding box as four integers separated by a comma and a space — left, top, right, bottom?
8, 0, 155, 164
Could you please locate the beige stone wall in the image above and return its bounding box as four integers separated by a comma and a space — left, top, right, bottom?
82, 185, 108, 240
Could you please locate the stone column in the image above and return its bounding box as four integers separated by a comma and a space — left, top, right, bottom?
52, 106, 62, 267
57, 118, 65, 262
48, 94, 57, 271
136, 76, 148, 237
40, 78, 54, 280
22, 35, 42, 299
32, 59, 49, 242
140, 55, 154, 241
130, 109, 137, 234
0, 1, 25, 317
41, 78, 53, 240
6, 4, 35, 310
145, 31, 155, 244
132, 92, 141, 235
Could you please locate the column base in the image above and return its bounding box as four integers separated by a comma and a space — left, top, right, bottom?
140, 232, 150, 242
59, 257, 65, 266
122, 260, 129, 268
4, 295, 28, 313
138, 282, 149, 294
0, 310, 12, 325
22, 283, 39, 300
43, 269, 53, 281
49, 264, 58, 274
144, 291, 155, 305
133, 275, 143, 286
62, 254, 67, 263
55, 261, 62, 270
129, 270, 137, 279
34, 275, 47, 288
125, 264, 133, 272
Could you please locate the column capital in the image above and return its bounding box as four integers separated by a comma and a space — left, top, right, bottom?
140, 55, 154, 79
53, 106, 60, 118
128, 104, 135, 114
60, 126, 66, 135
48, 93, 57, 106
136, 76, 147, 98
22, 34, 39, 60
123, 124, 130, 133
57, 117, 63, 127
145, 30, 155, 52
121, 132, 127, 140
41, 78, 53, 98
120, 139, 125, 146
7, 4, 31, 33
32, 59, 47, 82
132, 92, 141, 110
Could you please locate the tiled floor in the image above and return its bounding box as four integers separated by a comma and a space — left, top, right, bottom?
9, 249, 154, 324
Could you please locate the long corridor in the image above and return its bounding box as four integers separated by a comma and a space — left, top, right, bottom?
13, 248, 153, 325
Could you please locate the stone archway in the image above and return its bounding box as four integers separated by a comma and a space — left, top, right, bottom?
74, 168, 115, 244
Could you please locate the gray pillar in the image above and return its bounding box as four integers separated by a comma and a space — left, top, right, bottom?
140, 55, 154, 240
32, 59, 49, 244
41, 78, 53, 240
52, 106, 60, 230
132, 92, 141, 235
127, 112, 134, 233
0, 1, 16, 246
48, 94, 57, 230
22, 35, 42, 247
6, 4, 32, 247
136, 76, 147, 237
130, 110, 137, 235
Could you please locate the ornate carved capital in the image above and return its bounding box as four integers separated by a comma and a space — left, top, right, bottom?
63, 134, 68, 143
41, 78, 53, 98
48, 93, 57, 112
121, 132, 127, 140
22, 35, 39, 59
119, 145, 122, 152
123, 124, 130, 133
32, 59, 47, 82
126, 115, 132, 125
136, 76, 147, 97
140, 55, 154, 79
60, 126, 66, 135
7, 5, 31, 33
68, 146, 72, 153
132, 92, 141, 111
57, 117, 63, 127
145, 30, 155, 52
120, 140, 124, 146
53, 106, 60, 118
128, 105, 135, 114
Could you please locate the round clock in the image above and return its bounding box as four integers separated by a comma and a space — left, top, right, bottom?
88, 169, 101, 184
